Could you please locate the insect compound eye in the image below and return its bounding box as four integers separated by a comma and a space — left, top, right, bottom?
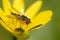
25, 18, 31, 24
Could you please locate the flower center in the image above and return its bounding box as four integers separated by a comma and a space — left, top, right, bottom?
10, 12, 31, 32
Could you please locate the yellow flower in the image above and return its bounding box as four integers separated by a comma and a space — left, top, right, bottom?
0, 0, 53, 38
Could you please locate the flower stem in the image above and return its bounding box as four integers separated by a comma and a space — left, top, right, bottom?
13, 35, 29, 40
13, 36, 17, 40
13, 32, 30, 40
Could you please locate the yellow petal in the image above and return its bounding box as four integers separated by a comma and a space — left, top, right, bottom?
21, 22, 27, 32
0, 8, 15, 36
13, 0, 24, 14
0, 8, 4, 17
0, 15, 14, 32
27, 10, 53, 31
25, 1, 42, 19
2, 0, 11, 13
0, 14, 22, 37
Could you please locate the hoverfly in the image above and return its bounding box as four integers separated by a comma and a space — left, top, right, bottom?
11, 12, 31, 25
11, 7, 42, 32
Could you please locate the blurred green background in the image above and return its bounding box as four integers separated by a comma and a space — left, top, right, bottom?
0, 0, 60, 40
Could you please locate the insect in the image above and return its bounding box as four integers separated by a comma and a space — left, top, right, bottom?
11, 12, 31, 25
11, 7, 42, 31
